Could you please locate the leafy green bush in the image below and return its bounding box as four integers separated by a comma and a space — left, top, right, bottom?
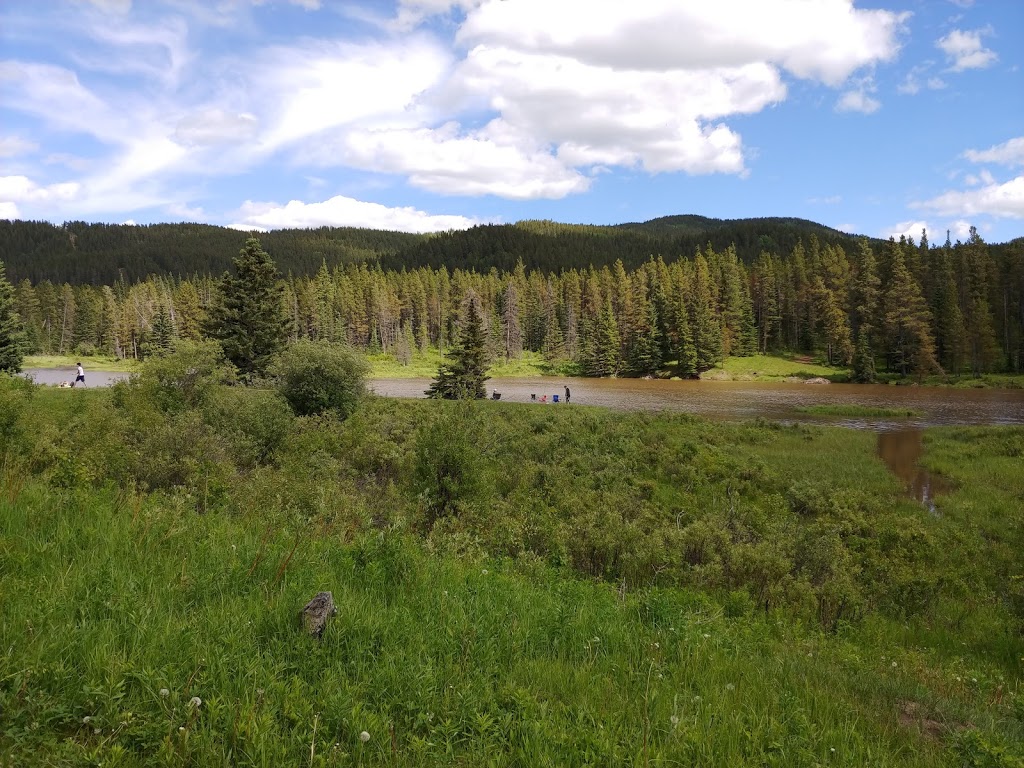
413, 405, 488, 531
272, 340, 368, 418
0, 374, 33, 453
115, 339, 236, 414
203, 386, 294, 470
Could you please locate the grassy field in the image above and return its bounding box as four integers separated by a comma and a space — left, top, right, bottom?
700, 354, 849, 382
24, 354, 140, 373
1, 368, 1022, 766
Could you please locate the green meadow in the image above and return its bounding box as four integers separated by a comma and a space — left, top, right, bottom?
1, 370, 1022, 766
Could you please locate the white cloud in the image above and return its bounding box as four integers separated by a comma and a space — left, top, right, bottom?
809, 195, 842, 205
884, 219, 930, 240
949, 219, 973, 239
836, 90, 880, 114
0, 62, 117, 142
0, 136, 37, 158
936, 28, 997, 71
438, 46, 780, 178
456, 0, 907, 87
913, 176, 1024, 219
0, 175, 81, 204
175, 109, 259, 146
75, 15, 192, 88
964, 169, 996, 187
342, 125, 591, 199
0, 202, 20, 219
227, 195, 485, 232
964, 137, 1024, 167
257, 38, 451, 151
898, 62, 946, 95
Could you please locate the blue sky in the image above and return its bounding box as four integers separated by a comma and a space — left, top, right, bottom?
1, 0, 1022, 244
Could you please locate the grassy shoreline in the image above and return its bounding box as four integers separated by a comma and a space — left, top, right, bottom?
23, 350, 1024, 388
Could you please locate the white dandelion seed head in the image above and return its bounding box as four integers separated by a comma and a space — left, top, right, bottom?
189, 696, 202, 708
359, 730, 371, 743
82, 716, 91, 724
159, 688, 170, 698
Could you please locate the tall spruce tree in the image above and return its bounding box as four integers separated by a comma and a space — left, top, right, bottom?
882, 250, 940, 379
0, 259, 28, 373
204, 238, 291, 382
425, 295, 489, 399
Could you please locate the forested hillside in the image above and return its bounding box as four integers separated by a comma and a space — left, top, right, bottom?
0, 220, 424, 285
2, 217, 874, 285
9, 223, 1024, 378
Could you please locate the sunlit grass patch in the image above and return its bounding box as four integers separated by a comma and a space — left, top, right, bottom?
796, 404, 924, 418
704, 354, 849, 381
24, 354, 139, 372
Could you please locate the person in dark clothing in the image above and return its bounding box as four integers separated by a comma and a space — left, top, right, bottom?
564, 385, 570, 404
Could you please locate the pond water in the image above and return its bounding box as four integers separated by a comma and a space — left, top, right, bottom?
22, 368, 130, 387
370, 376, 1024, 429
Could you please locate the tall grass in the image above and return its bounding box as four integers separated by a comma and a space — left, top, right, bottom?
1, 373, 1021, 765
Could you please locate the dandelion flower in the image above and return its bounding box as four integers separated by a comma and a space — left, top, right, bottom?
359, 731, 371, 743
82, 716, 92, 724
481, 569, 488, 575
159, 688, 170, 698
179, 726, 186, 733
94, 727, 101, 735
891, 661, 897, 668
189, 697, 202, 708
726, 683, 735, 691
670, 715, 679, 726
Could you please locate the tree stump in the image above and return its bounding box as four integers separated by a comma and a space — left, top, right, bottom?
300, 591, 337, 639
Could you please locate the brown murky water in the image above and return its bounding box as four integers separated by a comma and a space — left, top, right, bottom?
370, 377, 1024, 429
876, 430, 953, 512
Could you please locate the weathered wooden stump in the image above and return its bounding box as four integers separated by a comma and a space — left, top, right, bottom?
300, 591, 337, 639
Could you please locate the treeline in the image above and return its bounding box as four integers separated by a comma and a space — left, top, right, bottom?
2, 216, 871, 285
0, 220, 424, 285
11, 227, 1024, 377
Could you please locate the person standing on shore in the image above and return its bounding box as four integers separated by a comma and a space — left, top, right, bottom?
564, 385, 570, 404
72, 362, 85, 387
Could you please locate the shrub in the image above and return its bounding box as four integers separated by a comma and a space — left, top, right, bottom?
203, 387, 295, 469
115, 339, 236, 414
0, 373, 33, 452
272, 340, 368, 418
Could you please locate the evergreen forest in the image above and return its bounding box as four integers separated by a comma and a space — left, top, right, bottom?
4, 218, 1023, 379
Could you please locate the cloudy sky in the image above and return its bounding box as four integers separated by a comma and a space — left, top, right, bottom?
1, 0, 1022, 243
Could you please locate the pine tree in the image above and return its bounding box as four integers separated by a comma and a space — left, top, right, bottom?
425, 294, 489, 399
0, 259, 28, 373
586, 299, 621, 377
691, 253, 723, 372
882, 250, 940, 379
203, 238, 291, 382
